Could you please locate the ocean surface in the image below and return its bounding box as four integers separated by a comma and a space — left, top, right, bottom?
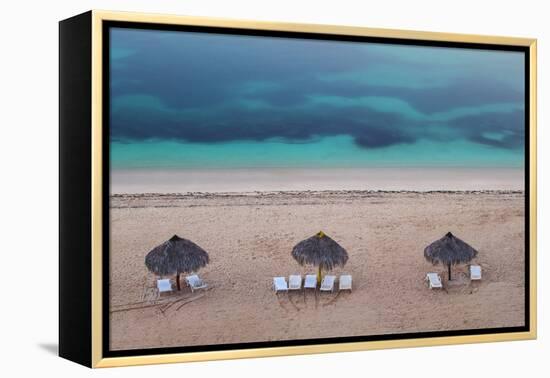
110, 135, 524, 170
109, 27, 526, 194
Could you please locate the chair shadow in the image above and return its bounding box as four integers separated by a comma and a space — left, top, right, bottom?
38, 343, 58, 355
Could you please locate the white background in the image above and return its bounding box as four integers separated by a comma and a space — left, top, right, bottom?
0, 0, 547, 376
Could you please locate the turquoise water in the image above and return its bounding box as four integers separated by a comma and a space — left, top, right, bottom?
111, 135, 524, 169
109, 28, 526, 171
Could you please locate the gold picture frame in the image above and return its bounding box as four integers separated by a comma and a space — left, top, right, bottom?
59, 10, 537, 368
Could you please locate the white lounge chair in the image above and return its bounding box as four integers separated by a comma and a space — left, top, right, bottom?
470, 265, 482, 280
273, 277, 288, 293
320, 275, 336, 292
304, 274, 317, 290
157, 279, 172, 293
185, 274, 208, 292
289, 275, 302, 290
426, 273, 443, 289
339, 275, 352, 291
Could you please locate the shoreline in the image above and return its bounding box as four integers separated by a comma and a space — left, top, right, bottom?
111, 189, 524, 196
110, 189, 525, 207
111, 167, 524, 194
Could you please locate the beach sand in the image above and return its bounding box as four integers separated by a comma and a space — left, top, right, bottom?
109, 190, 525, 351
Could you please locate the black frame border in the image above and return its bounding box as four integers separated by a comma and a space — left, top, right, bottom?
101, 20, 531, 359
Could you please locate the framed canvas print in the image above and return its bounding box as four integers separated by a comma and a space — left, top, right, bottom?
59, 10, 537, 368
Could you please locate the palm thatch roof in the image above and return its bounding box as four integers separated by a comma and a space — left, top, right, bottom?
145, 235, 209, 276
291, 231, 349, 270
424, 232, 478, 266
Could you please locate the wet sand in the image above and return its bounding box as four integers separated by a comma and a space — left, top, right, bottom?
111, 167, 524, 194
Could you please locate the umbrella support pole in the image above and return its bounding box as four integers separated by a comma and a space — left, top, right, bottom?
176, 272, 181, 291
317, 265, 322, 285
448, 264, 452, 281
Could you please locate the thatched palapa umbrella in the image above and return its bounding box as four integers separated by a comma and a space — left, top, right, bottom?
424, 232, 478, 281
292, 231, 349, 284
145, 235, 209, 291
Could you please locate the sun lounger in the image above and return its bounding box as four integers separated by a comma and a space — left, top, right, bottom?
470, 265, 482, 280
426, 273, 443, 289
320, 275, 336, 292
339, 275, 352, 291
185, 274, 208, 292
157, 279, 172, 293
304, 274, 317, 289
273, 277, 288, 293
289, 275, 302, 290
